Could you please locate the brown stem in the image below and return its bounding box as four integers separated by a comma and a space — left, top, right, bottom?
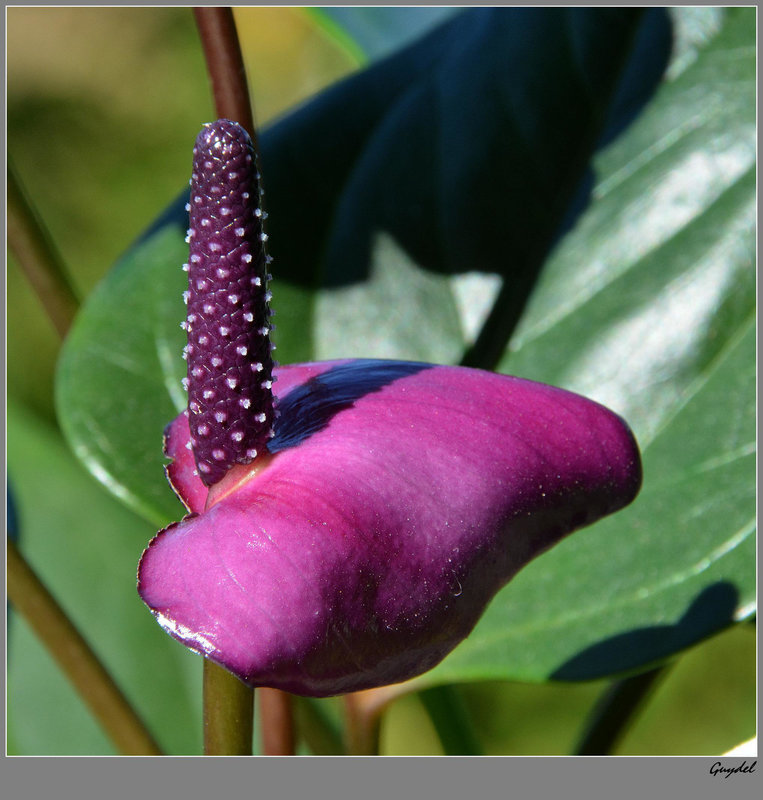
7, 539, 162, 755
344, 696, 380, 755
193, 7, 256, 141
259, 688, 296, 755
203, 659, 254, 755
343, 686, 401, 755
7, 162, 79, 340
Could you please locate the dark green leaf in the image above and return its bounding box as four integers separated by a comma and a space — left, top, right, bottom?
420, 7, 755, 684
55, 8, 754, 688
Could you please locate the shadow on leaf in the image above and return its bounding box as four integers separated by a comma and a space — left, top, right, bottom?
551, 581, 740, 681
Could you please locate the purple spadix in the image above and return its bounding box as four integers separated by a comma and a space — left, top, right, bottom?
183, 120, 275, 487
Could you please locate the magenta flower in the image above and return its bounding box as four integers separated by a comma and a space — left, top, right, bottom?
137, 121, 642, 697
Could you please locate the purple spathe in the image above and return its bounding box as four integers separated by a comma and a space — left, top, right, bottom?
138, 359, 641, 697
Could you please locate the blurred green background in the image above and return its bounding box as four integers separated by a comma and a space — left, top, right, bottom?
6, 7, 755, 755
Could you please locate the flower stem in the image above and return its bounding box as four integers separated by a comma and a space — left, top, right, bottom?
575, 665, 668, 755
419, 684, 482, 755
343, 694, 381, 755
193, 7, 256, 141
7, 539, 162, 755
259, 688, 296, 755
203, 659, 254, 755
7, 161, 79, 340
293, 698, 345, 755
343, 686, 401, 755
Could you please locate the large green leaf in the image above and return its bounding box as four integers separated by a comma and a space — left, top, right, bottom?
421, 7, 755, 684
55, 7, 754, 690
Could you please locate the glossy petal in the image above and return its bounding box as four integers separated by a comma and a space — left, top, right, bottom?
139, 359, 641, 696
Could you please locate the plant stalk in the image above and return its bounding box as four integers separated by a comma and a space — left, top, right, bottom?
259, 688, 296, 755
575, 665, 668, 755
343, 685, 402, 755
193, 7, 256, 141
343, 694, 381, 755
203, 659, 255, 755
419, 684, 482, 755
7, 162, 79, 340
293, 697, 345, 755
7, 539, 162, 755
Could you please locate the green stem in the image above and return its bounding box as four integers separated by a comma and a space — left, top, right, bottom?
575, 665, 668, 755
293, 697, 345, 755
419, 684, 482, 755
193, 7, 256, 141
203, 659, 254, 755
7, 539, 162, 755
7, 161, 79, 340
259, 688, 296, 755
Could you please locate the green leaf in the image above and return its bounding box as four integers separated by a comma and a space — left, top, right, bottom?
420, 7, 755, 684
56, 224, 189, 527
55, 8, 753, 689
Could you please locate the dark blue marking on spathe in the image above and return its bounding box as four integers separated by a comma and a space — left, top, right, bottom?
269, 360, 431, 452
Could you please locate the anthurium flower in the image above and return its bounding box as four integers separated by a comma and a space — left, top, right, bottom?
137, 121, 642, 697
